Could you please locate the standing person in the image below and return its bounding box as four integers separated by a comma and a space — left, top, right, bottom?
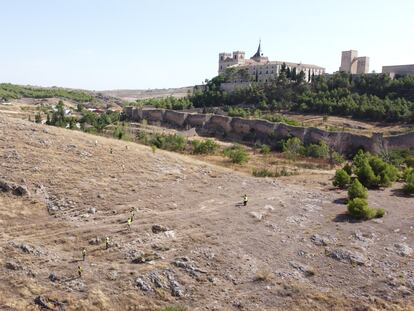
243, 194, 248, 206
131, 210, 135, 222
82, 248, 86, 261
78, 265, 83, 278
127, 217, 132, 230
105, 237, 110, 250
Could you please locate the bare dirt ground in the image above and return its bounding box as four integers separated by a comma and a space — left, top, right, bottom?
1, 114, 414, 311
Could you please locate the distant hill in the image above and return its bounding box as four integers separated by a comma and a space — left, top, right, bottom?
100, 86, 194, 101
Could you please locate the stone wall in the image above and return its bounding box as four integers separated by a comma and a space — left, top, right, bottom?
123, 107, 414, 154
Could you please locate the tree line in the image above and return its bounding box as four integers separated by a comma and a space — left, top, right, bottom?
189, 71, 414, 123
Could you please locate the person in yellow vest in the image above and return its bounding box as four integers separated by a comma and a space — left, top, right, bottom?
127, 217, 132, 230
105, 237, 110, 249
243, 194, 248, 206
82, 248, 86, 261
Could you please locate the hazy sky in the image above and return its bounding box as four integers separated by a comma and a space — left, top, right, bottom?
1, 0, 413, 90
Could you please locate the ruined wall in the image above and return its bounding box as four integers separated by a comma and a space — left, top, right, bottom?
123, 107, 414, 154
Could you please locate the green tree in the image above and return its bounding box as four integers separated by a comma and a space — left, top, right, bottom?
283, 137, 304, 160
347, 198, 377, 220
348, 179, 368, 200
333, 169, 351, 189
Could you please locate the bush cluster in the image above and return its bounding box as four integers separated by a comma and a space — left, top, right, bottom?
192, 139, 219, 155
352, 151, 399, 188
223, 145, 249, 164
252, 167, 295, 178
346, 179, 383, 220
149, 133, 187, 152
135, 96, 192, 110
282, 137, 338, 162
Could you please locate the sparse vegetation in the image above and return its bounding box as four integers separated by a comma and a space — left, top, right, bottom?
35, 112, 42, 124
283, 137, 303, 160
252, 167, 295, 178
149, 133, 187, 152
0, 83, 93, 102
223, 145, 249, 164
135, 96, 193, 110
254, 269, 273, 282
113, 122, 130, 140
259, 144, 271, 155
191, 139, 219, 155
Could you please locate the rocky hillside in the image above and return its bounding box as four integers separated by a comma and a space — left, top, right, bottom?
0, 114, 413, 310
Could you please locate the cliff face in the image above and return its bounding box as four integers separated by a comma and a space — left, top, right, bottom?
123, 107, 414, 154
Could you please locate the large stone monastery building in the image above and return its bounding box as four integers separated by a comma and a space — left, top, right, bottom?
218, 42, 325, 83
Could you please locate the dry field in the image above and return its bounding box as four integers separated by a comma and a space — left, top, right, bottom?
1, 114, 414, 311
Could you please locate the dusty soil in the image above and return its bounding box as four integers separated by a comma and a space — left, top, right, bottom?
1, 114, 414, 311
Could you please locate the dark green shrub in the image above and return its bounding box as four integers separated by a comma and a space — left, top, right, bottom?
260, 144, 271, 155
356, 160, 380, 188
403, 171, 414, 194
252, 167, 294, 177
150, 134, 187, 152
348, 179, 368, 200
305, 141, 329, 159
402, 168, 414, 181
342, 163, 353, 175
405, 156, 414, 168
192, 139, 219, 154
224, 145, 249, 164
333, 169, 351, 189
369, 157, 399, 187
347, 198, 377, 220
283, 137, 304, 159
376, 208, 385, 218
353, 150, 369, 170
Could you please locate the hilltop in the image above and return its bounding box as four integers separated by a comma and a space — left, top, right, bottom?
0, 115, 414, 310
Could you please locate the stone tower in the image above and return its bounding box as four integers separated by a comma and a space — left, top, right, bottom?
340, 50, 370, 74
218, 51, 245, 74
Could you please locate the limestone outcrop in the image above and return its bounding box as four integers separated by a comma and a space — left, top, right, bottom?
123, 107, 414, 154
